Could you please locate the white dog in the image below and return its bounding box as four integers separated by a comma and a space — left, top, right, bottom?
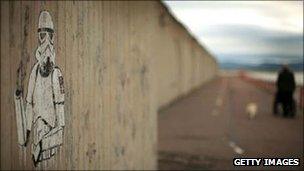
246, 102, 258, 119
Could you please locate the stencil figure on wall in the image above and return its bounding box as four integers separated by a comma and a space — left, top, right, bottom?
14, 10, 65, 167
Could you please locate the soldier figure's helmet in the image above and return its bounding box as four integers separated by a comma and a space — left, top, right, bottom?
38, 11, 54, 32
36, 10, 55, 63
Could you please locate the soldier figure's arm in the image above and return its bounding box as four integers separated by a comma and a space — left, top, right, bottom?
24, 63, 39, 146
52, 67, 65, 128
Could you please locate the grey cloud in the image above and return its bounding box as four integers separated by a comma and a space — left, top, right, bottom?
198, 24, 303, 56
163, 1, 303, 66
198, 24, 301, 38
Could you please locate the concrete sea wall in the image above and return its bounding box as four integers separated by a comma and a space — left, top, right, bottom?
0, 1, 217, 170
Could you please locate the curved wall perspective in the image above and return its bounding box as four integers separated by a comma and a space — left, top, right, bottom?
154, 5, 218, 108
1, 1, 217, 170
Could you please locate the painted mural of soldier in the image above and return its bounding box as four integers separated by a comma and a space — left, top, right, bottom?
14, 10, 65, 166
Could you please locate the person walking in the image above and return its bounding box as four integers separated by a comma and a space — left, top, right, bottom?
273, 64, 296, 117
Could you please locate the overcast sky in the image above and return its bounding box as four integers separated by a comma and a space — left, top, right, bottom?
163, 1, 303, 65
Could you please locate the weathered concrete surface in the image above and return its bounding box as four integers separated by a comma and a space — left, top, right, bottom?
158, 76, 303, 170
1, 1, 217, 170
153, 11, 218, 108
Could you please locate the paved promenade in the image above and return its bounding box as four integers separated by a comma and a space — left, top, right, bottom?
158, 76, 303, 170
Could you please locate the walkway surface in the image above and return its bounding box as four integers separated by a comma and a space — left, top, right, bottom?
158, 76, 303, 170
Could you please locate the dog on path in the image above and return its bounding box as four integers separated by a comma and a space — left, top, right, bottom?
246, 102, 258, 119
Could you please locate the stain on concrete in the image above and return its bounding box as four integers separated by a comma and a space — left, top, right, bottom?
159, 11, 166, 27
86, 142, 97, 163
120, 72, 127, 89
132, 123, 136, 140
114, 146, 125, 157
95, 46, 104, 86
84, 109, 90, 128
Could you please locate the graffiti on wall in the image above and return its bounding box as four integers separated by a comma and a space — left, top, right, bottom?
14, 10, 65, 167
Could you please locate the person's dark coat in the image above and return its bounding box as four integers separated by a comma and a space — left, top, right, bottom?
273, 66, 296, 117
276, 67, 296, 92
